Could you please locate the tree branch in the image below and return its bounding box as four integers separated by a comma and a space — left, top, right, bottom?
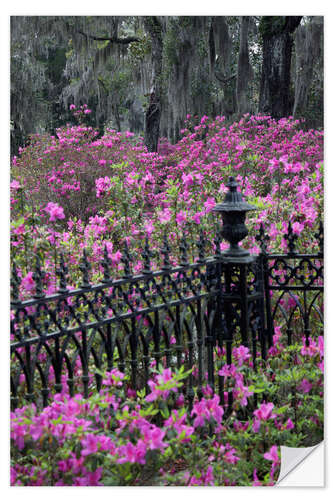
214, 70, 237, 84
77, 30, 139, 44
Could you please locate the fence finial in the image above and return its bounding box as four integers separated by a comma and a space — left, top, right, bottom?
180, 232, 189, 266
33, 254, 45, 298
142, 236, 153, 274
284, 221, 297, 254
56, 251, 68, 292
213, 176, 257, 259
101, 244, 111, 282
11, 262, 21, 304
121, 240, 132, 278
196, 228, 205, 263
161, 233, 171, 270
256, 223, 270, 254
80, 248, 91, 287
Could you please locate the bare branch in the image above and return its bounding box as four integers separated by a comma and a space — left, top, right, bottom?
77, 30, 140, 44
214, 69, 237, 84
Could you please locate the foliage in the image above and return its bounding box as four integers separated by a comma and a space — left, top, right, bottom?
259, 17, 288, 38
10, 110, 323, 292
10, 334, 323, 486
10, 16, 323, 155
10, 111, 324, 486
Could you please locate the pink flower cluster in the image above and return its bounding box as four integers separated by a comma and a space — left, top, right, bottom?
191, 394, 224, 428
146, 368, 179, 402
44, 202, 65, 222
96, 176, 112, 198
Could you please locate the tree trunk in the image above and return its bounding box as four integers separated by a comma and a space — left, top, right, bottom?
210, 16, 237, 118
236, 16, 254, 115
259, 16, 302, 118
293, 17, 323, 118
144, 17, 163, 152
114, 106, 121, 132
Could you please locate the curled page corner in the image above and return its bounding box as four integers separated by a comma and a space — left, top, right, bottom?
276, 441, 324, 487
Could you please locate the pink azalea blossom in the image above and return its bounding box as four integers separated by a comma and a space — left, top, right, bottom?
117, 440, 147, 465
158, 208, 172, 223
142, 426, 167, 450
301, 337, 319, 357
191, 394, 224, 428
80, 433, 99, 456
233, 379, 253, 407
264, 445, 280, 466
318, 336, 324, 357
224, 448, 240, 465
233, 345, 251, 366
144, 220, 155, 236
110, 250, 122, 265
10, 179, 21, 190
252, 468, 262, 486
95, 176, 111, 198
298, 378, 312, 394
218, 363, 237, 378
44, 202, 65, 222
203, 196, 216, 213
292, 221, 304, 235
21, 272, 35, 292
192, 211, 204, 224
285, 418, 295, 430
253, 402, 276, 421
182, 172, 194, 187
175, 210, 187, 226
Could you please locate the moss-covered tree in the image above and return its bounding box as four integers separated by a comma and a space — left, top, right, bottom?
259, 16, 302, 118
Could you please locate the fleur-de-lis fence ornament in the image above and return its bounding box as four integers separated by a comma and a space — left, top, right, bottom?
161, 233, 171, 270
11, 262, 21, 304
284, 221, 297, 254
80, 248, 91, 288
101, 244, 112, 282
196, 229, 206, 263
180, 233, 189, 266
121, 240, 132, 278
255, 223, 270, 254
142, 236, 153, 274
33, 254, 46, 298
56, 251, 68, 292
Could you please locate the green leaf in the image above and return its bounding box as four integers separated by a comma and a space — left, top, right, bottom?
94, 367, 106, 377
275, 405, 290, 415
12, 217, 25, 228
137, 388, 146, 398
160, 406, 170, 419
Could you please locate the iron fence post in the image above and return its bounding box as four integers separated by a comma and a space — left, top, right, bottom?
213, 176, 265, 410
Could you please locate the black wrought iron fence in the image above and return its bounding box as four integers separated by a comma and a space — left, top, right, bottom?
10, 177, 324, 412
257, 221, 324, 347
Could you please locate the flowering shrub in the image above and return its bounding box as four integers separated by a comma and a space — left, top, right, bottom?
11, 335, 323, 486
11, 112, 323, 294
10, 110, 323, 486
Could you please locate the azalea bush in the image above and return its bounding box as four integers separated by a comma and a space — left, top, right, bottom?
10, 109, 324, 486
11, 110, 323, 296
11, 332, 323, 486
